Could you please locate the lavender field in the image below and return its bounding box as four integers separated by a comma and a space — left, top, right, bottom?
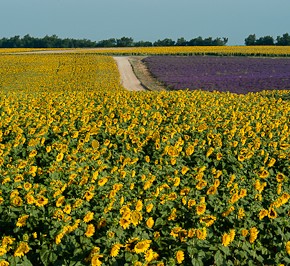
143, 56, 290, 94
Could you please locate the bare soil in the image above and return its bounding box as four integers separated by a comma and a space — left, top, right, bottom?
113, 56, 145, 91
128, 56, 166, 91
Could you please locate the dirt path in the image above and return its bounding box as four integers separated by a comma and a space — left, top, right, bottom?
113, 56, 146, 91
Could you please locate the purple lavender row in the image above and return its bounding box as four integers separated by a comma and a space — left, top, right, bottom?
143, 56, 290, 94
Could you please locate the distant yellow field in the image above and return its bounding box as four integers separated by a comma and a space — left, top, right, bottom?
1, 45, 290, 56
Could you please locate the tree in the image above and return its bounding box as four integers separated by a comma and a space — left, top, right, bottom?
245, 34, 256, 45
96, 38, 116, 47
187, 36, 204, 46
153, 38, 175, 46
276, 33, 290, 45
255, 35, 274, 45
134, 40, 153, 47
176, 37, 187, 46
116, 37, 134, 47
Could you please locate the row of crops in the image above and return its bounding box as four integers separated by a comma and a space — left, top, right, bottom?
0, 52, 290, 266
1, 46, 290, 57
143, 56, 290, 93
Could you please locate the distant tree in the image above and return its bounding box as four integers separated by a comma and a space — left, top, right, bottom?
0, 34, 229, 48
245, 34, 256, 46
203, 37, 213, 46
96, 38, 116, 47
134, 40, 153, 47
255, 35, 274, 45
176, 37, 187, 46
276, 33, 290, 45
187, 36, 204, 46
153, 38, 175, 46
212, 37, 228, 46
116, 37, 134, 47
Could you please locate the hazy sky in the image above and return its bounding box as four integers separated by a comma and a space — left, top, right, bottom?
1, 0, 289, 45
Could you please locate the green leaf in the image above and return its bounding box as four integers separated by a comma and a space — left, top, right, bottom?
155, 217, 165, 226
219, 246, 230, 256
256, 255, 264, 263
191, 258, 204, 266
214, 250, 225, 266
198, 250, 206, 259
40, 248, 49, 266
40, 248, 58, 266
248, 260, 255, 266
125, 252, 133, 262
22, 256, 33, 266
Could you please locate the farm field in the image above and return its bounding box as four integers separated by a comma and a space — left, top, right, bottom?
0, 51, 290, 266
143, 56, 290, 94
2, 45, 290, 57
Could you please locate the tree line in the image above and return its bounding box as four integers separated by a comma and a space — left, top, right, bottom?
0, 34, 289, 48
245, 33, 290, 46
0, 34, 228, 48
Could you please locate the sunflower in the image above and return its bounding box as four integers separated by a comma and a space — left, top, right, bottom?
230, 193, 240, 204
0, 260, 9, 266
206, 186, 217, 195
16, 215, 29, 227
11, 196, 23, 207
0, 248, 7, 256
135, 200, 143, 211
268, 207, 277, 219
258, 169, 269, 179
26, 195, 35, 205
268, 158, 276, 167
56, 152, 64, 162
199, 215, 216, 227
119, 218, 130, 229
63, 204, 71, 214
286, 241, 290, 255
276, 173, 285, 183
131, 211, 142, 226
56, 196, 65, 207
206, 147, 214, 157
196, 180, 207, 190
196, 204, 206, 216
14, 242, 30, 257
187, 199, 196, 208
2, 236, 15, 247
84, 191, 94, 201
134, 240, 151, 254
216, 152, 223, 161
229, 229, 235, 242
146, 217, 154, 228
91, 140, 99, 149
35, 195, 48, 207
83, 211, 94, 223
98, 177, 108, 187
222, 233, 231, 246
85, 224, 95, 237
241, 229, 248, 237
145, 249, 157, 262
259, 209, 268, 220
238, 208, 245, 219
110, 243, 123, 257
168, 208, 177, 221
185, 145, 194, 156
249, 227, 258, 243
176, 250, 184, 264
196, 227, 207, 240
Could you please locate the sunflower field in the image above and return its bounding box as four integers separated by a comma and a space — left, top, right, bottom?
0, 52, 290, 266
2, 45, 290, 56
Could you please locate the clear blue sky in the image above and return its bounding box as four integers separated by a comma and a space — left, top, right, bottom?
1, 0, 289, 45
